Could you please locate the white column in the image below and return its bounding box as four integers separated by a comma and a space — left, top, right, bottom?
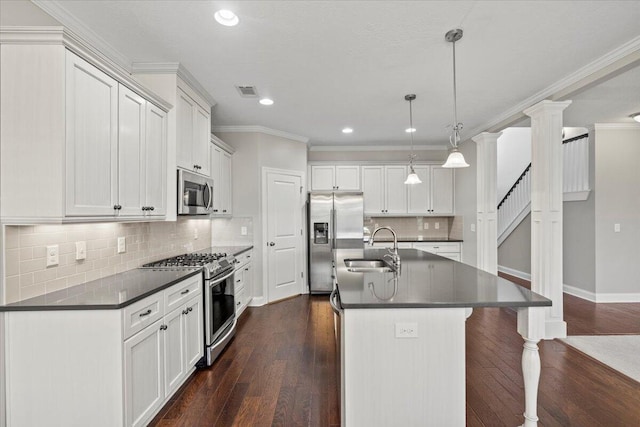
473, 132, 501, 275
523, 100, 571, 339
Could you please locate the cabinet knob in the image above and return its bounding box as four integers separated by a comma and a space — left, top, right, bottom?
182, 309, 188, 315
188, 306, 193, 313
160, 324, 167, 330
213, 209, 219, 213
268, 242, 275, 247
150, 206, 155, 211
223, 210, 227, 213
114, 204, 122, 210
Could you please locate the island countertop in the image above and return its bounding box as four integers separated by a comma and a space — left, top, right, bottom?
335, 247, 551, 309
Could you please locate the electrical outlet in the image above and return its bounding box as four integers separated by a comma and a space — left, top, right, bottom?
614, 223, 621, 233
395, 322, 418, 338
435, 222, 440, 230
470, 223, 476, 232
194, 228, 199, 240
46, 245, 59, 267
75, 241, 86, 260
425, 223, 429, 230
117, 237, 126, 254
241, 226, 248, 236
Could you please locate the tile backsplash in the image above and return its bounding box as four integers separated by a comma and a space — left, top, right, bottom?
3, 219, 212, 303
211, 217, 254, 246
364, 216, 463, 240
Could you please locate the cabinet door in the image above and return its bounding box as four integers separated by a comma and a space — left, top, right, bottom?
176, 88, 195, 171
163, 308, 185, 398
407, 165, 431, 214
184, 297, 204, 368
384, 166, 407, 214
210, 145, 222, 214
221, 150, 232, 215
193, 106, 211, 177
124, 321, 164, 427
335, 165, 360, 190
65, 52, 118, 216
240, 263, 252, 311
311, 166, 335, 191
145, 104, 167, 216
118, 85, 146, 216
361, 166, 384, 214
431, 167, 454, 215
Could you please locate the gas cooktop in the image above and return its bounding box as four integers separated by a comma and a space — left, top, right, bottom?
141, 252, 236, 280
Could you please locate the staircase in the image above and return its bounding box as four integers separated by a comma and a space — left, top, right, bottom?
497, 133, 590, 245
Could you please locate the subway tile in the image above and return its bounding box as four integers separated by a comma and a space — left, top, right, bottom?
93, 258, 109, 269
20, 258, 45, 274
5, 228, 20, 249
59, 242, 75, 255
32, 246, 46, 258
44, 232, 68, 245
109, 254, 122, 266
101, 247, 116, 258
75, 260, 94, 273
33, 268, 57, 284
56, 264, 76, 278
66, 273, 86, 287
6, 249, 20, 276
85, 269, 102, 282
87, 239, 108, 251
19, 247, 33, 261
20, 233, 46, 247
45, 277, 68, 293
19, 226, 35, 235
20, 283, 46, 300
20, 273, 34, 287
5, 276, 21, 303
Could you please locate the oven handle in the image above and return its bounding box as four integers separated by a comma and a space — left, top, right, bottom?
210, 268, 235, 285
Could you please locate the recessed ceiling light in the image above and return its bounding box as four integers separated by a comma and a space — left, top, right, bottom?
214, 9, 239, 26
259, 98, 274, 106
631, 112, 640, 123
342, 128, 353, 134
405, 127, 416, 133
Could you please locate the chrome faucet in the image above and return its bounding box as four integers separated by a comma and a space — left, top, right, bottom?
369, 226, 401, 269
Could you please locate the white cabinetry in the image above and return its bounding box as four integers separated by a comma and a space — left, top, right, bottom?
4, 274, 203, 427
407, 166, 454, 215
361, 166, 407, 215
177, 87, 211, 176
311, 165, 360, 191
211, 136, 234, 216
234, 249, 253, 316
0, 31, 170, 223
413, 242, 461, 261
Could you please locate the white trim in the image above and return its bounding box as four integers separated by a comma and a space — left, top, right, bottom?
210, 134, 235, 154
562, 284, 597, 302
563, 190, 590, 202
30, 1, 132, 71
594, 123, 640, 130
497, 202, 531, 246
497, 265, 531, 282
213, 126, 309, 143
248, 296, 266, 307
132, 62, 217, 107
261, 167, 306, 304
593, 292, 640, 303
309, 144, 449, 152
465, 35, 640, 138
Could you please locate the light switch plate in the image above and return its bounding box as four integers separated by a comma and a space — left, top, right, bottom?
46, 245, 59, 267
241, 226, 248, 236
614, 223, 621, 232
117, 237, 126, 253
470, 223, 476, 232
75, 241, 86, 260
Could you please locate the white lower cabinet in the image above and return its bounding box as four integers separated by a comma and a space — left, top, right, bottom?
234, 250, 253, 316
413, 242, 461, 261
4, 274, 203, 427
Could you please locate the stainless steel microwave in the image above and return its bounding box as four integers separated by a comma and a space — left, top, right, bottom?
178, 169, 213, 215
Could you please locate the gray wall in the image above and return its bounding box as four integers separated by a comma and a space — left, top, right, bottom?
216, 132, 308, 302
454, 140, 477, 267
498, 213, 531, 274
0, 0, 60, 26
594, 126, 640, 295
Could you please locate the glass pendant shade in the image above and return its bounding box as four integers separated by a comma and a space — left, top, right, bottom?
442, 148, 469, 168
404, 165, 422, 184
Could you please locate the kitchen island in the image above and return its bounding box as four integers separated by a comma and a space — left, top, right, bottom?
332, 247, 551, 427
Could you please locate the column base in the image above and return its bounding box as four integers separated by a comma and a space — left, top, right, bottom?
544, 319, 567, 339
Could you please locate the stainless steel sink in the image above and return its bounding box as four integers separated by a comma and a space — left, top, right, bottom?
344, 259, 394, 273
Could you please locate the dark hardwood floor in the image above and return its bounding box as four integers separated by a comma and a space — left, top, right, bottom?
151, 288, 640, 426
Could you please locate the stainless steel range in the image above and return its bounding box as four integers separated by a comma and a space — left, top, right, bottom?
142, 251, 237, 366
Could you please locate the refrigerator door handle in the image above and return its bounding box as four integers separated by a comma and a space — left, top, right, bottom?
331, 208, 337, 249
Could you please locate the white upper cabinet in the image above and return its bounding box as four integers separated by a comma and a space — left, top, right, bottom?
407, 165, 454, 215
65, 53, 119, 216
176, 87, 211, 177
361, 165, 407, 215
407, 165, 430, 213
0, 30, 171, 223
311, 165, 360, 191
210, 136, 233, 217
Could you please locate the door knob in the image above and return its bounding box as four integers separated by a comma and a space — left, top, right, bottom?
268, 242, 275, 246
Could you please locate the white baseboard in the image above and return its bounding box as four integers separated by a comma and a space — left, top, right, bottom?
594, 292, 640, 303
497, 265, 531, 281
248, 296, 266, 307
562, 284, 597, 302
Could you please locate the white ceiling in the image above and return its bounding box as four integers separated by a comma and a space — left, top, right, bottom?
39, 1, 640, 147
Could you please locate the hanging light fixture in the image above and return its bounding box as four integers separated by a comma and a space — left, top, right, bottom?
442, 29, 470, 168
404, 94, 422, 185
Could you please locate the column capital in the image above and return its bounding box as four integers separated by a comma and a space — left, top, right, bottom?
472, 131, 502, 144
523, 100, 572, 118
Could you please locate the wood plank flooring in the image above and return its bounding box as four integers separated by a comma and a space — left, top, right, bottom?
150, 290, 640, 426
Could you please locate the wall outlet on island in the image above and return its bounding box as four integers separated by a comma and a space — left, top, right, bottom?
241, 226, 248, 236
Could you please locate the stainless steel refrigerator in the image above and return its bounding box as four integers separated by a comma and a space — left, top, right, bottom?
308, 191, 364, 293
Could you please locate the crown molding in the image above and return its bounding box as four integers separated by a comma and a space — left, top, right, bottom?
210, 134, 236, 154
594, 123, 640, 130
31, 0, 132, 72
132, 62, 217, 107
213, 126, 309, 144
309, 144, 449, 152
466, 35, 640, 137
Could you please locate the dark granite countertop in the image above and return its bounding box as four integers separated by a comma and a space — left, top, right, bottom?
365, 238, 463, 243
199, 245, 253, 256
335, 247, 551, 309
0, 268, 202, 312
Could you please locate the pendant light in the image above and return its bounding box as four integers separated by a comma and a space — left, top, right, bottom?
442, 29, 470, 168
404, 94, 422, 185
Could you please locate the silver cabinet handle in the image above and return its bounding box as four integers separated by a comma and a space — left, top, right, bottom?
139, 309, 152, 317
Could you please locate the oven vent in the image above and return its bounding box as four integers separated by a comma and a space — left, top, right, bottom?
235, 85, 259, 97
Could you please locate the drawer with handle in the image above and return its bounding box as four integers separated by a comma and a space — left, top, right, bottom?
165, 274, 202, 313
123, 293, 164, 339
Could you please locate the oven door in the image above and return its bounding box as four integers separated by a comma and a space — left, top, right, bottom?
204, 268, 236, 347
178, 169, 213, 215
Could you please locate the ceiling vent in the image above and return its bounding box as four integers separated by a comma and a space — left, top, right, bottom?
235, 85, 258, 97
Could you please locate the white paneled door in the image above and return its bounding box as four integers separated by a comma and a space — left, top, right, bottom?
266, 170, 303, 302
